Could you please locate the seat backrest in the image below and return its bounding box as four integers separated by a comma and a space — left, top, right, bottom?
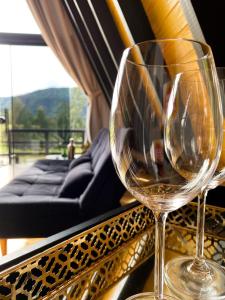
90, 129, 110, 172
79, 128, 125, 217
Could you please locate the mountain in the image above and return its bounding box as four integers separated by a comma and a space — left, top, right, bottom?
0, 88, 70, 116
15, 88, 70, 116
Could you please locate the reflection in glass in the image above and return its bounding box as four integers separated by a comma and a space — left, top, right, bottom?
165, 67, 225, 299
110, 39, 222, 300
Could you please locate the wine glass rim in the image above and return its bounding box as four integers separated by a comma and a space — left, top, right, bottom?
126, 38, 212, 68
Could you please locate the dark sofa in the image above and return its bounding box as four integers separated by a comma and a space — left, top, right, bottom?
0, 129, 125, 238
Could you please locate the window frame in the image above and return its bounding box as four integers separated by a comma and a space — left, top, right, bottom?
0, 32, 45, 46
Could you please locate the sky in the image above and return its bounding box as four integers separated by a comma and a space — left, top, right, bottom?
0, 0, 75, 97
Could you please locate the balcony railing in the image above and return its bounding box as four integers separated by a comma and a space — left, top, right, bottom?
0, 128, 85, 163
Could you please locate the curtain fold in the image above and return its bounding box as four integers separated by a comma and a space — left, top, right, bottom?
27, 0, 110, 142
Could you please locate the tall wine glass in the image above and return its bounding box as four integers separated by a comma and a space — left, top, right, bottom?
165, 67, 225, 299
110, 39, 222, 300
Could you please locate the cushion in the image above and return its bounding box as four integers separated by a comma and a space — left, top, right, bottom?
59, 162, 93, 198
0, 195, 81, 237
69, 154, 91, 170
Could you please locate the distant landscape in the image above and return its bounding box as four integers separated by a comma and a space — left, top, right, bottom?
0, 86, 87, 129
0, 87, 88, 155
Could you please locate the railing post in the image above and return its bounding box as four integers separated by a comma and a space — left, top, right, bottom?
45, 131, 49, 155
4, 109, 12, 164
82, 130, 85, 148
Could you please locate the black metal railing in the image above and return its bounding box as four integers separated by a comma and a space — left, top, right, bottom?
2, 128, 85, 160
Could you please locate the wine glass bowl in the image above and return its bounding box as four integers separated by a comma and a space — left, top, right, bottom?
165, 67, 225, 299
211, 67, 225, 188
110, 39, 222, 300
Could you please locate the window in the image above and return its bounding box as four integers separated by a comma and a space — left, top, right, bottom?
0, 1, 88, 167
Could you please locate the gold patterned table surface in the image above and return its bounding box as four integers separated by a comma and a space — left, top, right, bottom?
98, 249, 183, 299
98, 202, 225, 299
0, 202, 224, 299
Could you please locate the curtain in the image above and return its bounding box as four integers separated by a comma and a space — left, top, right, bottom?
27, 0, 110, 142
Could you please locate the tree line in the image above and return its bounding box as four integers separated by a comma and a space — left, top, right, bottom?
3, 87, 88, 152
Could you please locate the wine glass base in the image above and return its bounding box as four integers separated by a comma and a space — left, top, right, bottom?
125, 292, 178, 300
165, 256, 225, 299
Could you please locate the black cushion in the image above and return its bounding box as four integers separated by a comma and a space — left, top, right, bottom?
59, 162, 93, 198
79, 130, 125, 217
0, 195, 81, 237
69, 154, 91, 170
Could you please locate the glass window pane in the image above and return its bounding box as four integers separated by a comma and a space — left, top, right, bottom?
0, 45, 88, 166
11, 46, 75, 95
0, 0, 40, 34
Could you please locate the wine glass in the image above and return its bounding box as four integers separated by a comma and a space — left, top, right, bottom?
110, 39, 222, 300
165, 67, 225, 299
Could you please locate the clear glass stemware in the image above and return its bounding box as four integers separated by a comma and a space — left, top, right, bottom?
110, 39, 222, 300
165, 67, 225, 299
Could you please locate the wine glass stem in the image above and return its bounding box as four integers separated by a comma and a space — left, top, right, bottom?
196, 189, 208, 260
187, 189, 214, 281
154, 211, 168, 299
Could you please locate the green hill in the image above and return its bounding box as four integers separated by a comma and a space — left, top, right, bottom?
0, 87, 87, 130
0, 88, 70, 116
15, 88, 70, 116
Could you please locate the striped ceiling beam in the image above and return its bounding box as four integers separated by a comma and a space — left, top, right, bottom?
106, 0, 135, 49
106, 0, 163, 119
141, 0, 205, 69
141, 0, 204, 40
141, 0, 216, 152
64, 0, 123, 103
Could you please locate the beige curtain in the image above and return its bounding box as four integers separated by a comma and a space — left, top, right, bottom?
27, 0, 110, 142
